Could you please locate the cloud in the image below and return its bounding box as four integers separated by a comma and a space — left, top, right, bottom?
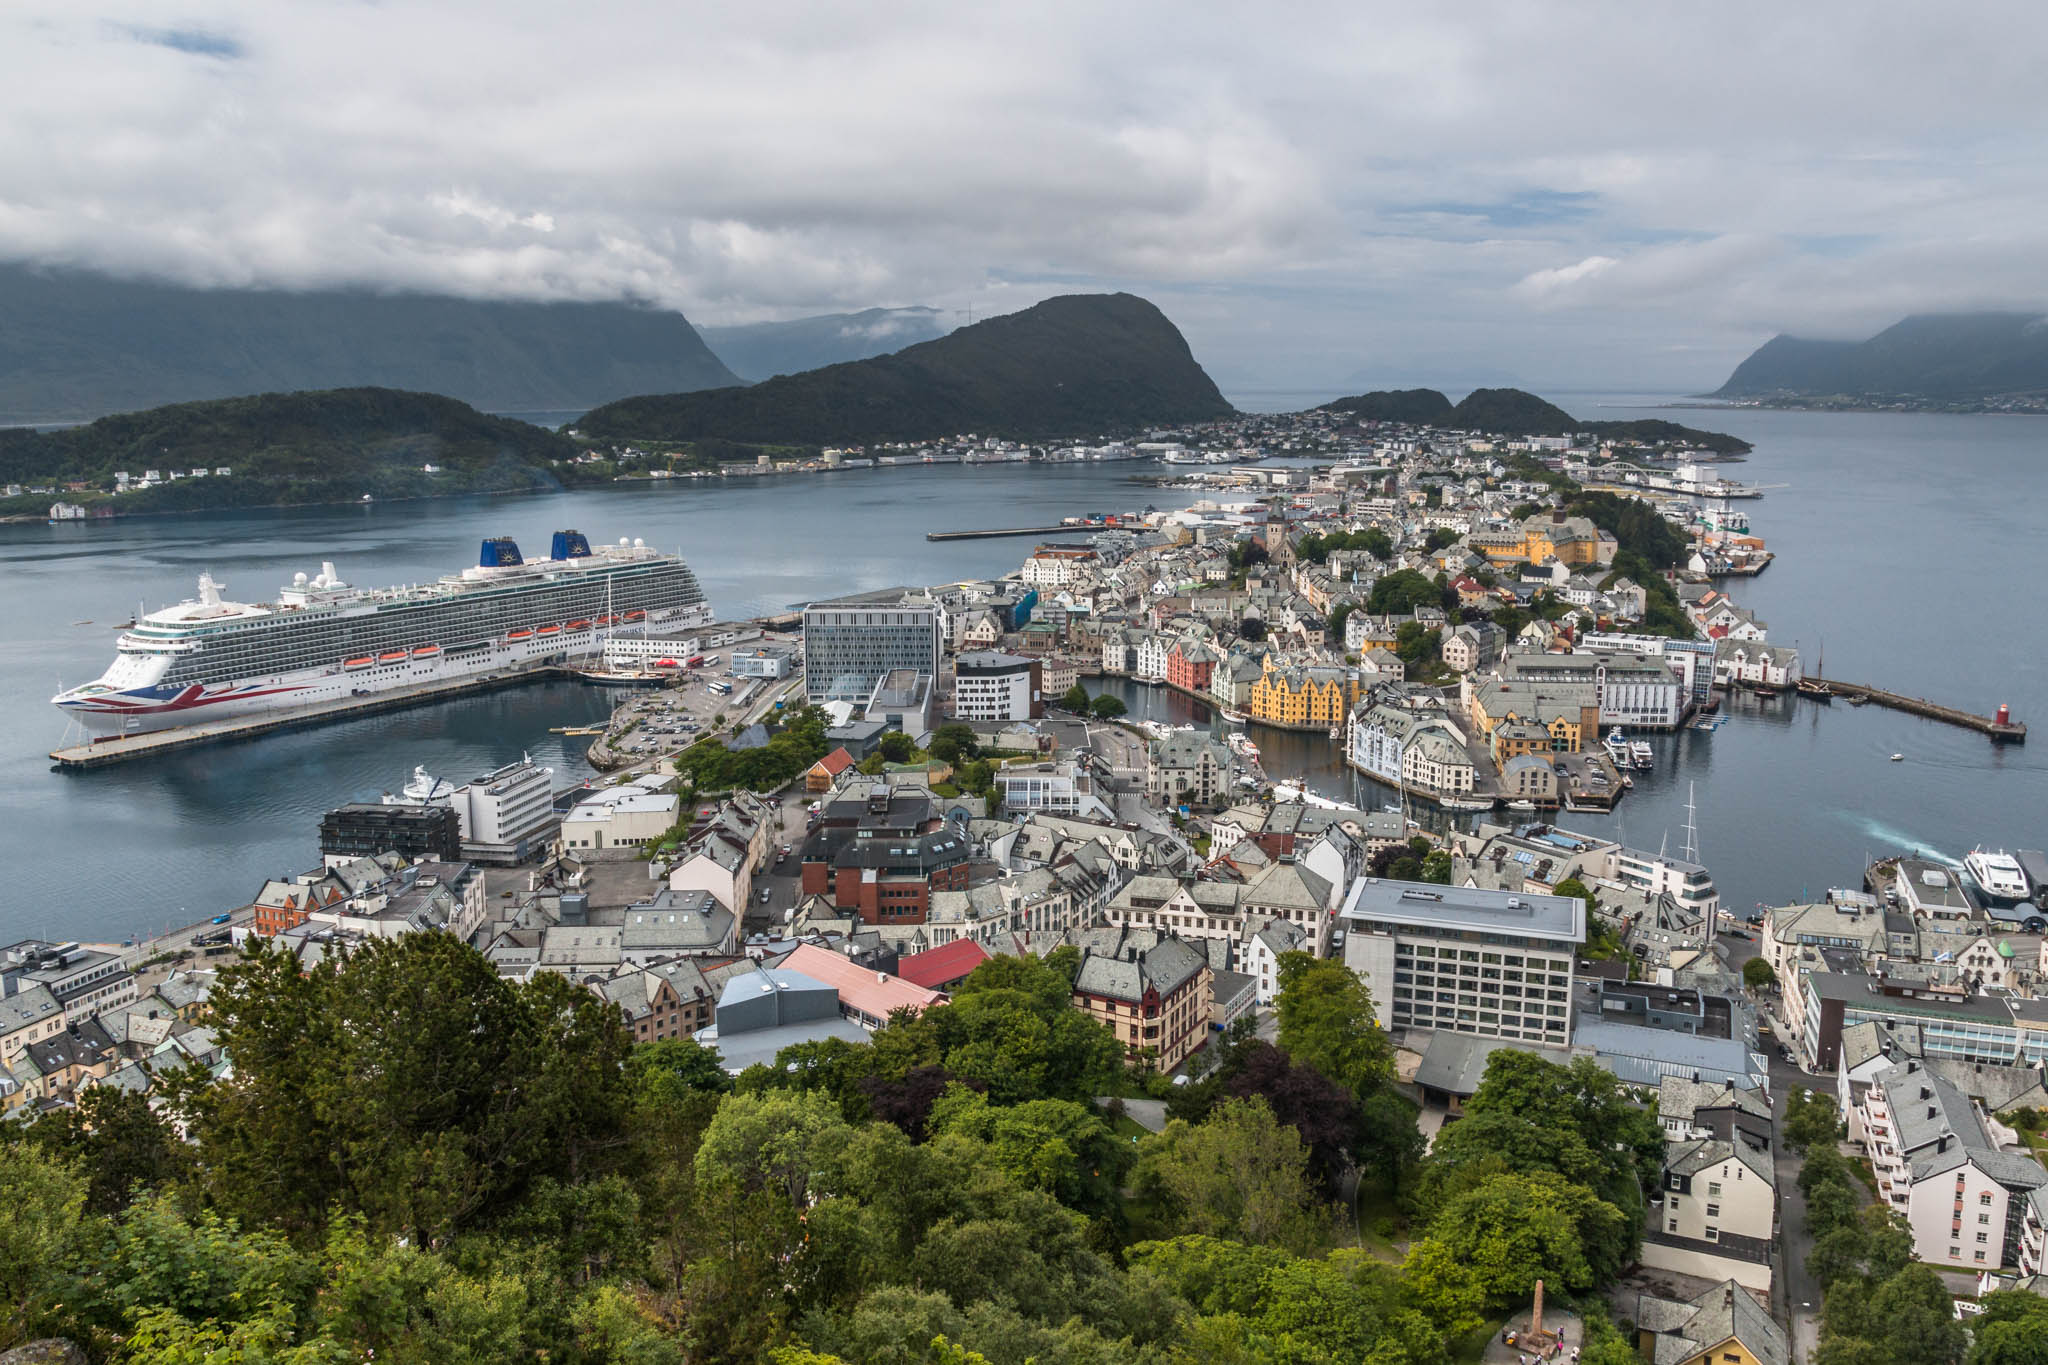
3, 2, 2048, 389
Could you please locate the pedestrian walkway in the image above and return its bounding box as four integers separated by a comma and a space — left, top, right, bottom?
1480, 1307, 1583, 1365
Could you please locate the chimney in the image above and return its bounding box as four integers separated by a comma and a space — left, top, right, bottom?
1723, 1285, 1734, 1308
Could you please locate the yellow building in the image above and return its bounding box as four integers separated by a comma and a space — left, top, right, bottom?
1246, 659, 1360, 730
1468, 684, 1597, 761
1633, 1281, 1786, 1365
1473, 512, 1605, 568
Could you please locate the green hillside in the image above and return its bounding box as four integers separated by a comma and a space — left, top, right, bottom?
1316, 389, 1456, 423
1714, 311, 2048, 400
1321, 385, 1748, 452
577, 293, 1235, 444
1, 388, 580, 514
0, 264, 739, 421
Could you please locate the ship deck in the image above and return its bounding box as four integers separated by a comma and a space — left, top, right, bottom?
50, 666, 570, 770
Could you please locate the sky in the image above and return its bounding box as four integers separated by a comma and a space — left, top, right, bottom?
4, 1, 2045, 393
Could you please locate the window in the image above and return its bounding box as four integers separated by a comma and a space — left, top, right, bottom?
1667, 1219, 1678, 1233
1976, 1250, 1988, 1262
1981, 1193, 1995, 1205
1706, 1203, 1720, 1218
1980, 1213, 1991, 1225
1705, 1227, 1718, 1241
1707, 1181, 1723, 1198
1977, 1232, 1989, 1244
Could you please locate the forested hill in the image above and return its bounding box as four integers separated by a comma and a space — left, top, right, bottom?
1713, 311, 2048, 400
698, 306, 950, 380
0, 263, 740, 421
577, 293, 1236, 444
1320, 386, 1750, 452
0, 388, 578, 512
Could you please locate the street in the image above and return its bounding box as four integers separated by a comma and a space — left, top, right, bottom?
1766, 1021, 1833, 1364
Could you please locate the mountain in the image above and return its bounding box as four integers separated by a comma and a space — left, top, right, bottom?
1318, 389, 1455, 424
698, 307, 950, 381
1319, 385, 1750, 453
0, 387, 580, 513
1714, 312, 2048, 399
0, 264, 739, 421
577, 293, 1234, 445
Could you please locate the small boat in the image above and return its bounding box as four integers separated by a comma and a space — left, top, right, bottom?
1219, 708, 1248, 725
1630, 740, 1654, 768
1506, 799, 1538, 811
376, 651, 408, 664
360, 494, 374, 502
507, 628, 534, 640
343, 657, 373, 670
72, 620, 92, 626
1890, 753, 1904, 762
411, 644, 440, 658
1328, 726, 1342, 740
536, 624, 562, 637
595, 614, 616, 627
624, 609, 646, 621
566, 619, 592, 630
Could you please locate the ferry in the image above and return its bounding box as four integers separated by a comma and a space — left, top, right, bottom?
54, 531, 712, 739
1963, 848, 2031, 908
1604, 727, 1632, 767
1629, 740, 1655, 769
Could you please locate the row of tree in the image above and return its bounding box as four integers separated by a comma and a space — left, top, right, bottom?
0, 935, 1667, 1363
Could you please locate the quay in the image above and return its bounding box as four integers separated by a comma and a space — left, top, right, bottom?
927, 525, 1098, 541
1802, 677, 2026, 743
50, 667, 569, 770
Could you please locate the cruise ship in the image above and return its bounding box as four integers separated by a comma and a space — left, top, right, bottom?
54, 531, 712, 739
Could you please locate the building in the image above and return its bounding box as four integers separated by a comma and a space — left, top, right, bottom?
779, 942, 947, 1029
1145, 732, 1234, 809
693, 963, 870, 1073
447, 758, 559, 863
620, 887, 738, 961
1714, 639, 1803, 692
798, 786, 972, 924
1071, 935, 1213, 1073
1571, 978, 1767, 1093
1798, 971, 2048, 1072
731, 643, 797, 679
897, 938, 992, 991
1020, 546, 1097, 588
1246, 658, 1360, 730
1633, 1281, 1787, 1365
1, 940, 138, 1023
1858, 1058, 2048, 1271
865, 669, 935, 736
559, 781, 680, 853
992, 759, 1101, 816
1338, 878, 1585, 1046
1165, 639, 1218, 694
1485, 651, 1687, 729
1470, 511, 1607, 569
319, 803, 462, 865
803, 593, 942, 704
1644, 1135, 1777, 1292
805, 747, 857, 792
952, 651, 1043, 722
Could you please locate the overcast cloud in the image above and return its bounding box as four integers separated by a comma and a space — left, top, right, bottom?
4, 1, 2045, 391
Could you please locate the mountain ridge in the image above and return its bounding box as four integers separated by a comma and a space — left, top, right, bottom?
0, 264, 740, 420
1317, 386, 1751, 452
577, 293, 1234, 445
1714, 311, 2048, 399
698, 307, 950, 381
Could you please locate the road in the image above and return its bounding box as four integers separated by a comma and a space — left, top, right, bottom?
1766, 1026, 1840, 1364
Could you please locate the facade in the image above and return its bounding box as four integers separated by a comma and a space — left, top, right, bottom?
1858, 1058, 2048, 1271
1145, 732, 1234, 809
1633, 1282, 1787, 1365
803, 595, 942, 704
1165, 640, 1217, 694
731, 643, 796, 678
1246, 658, 1360, 730
993, 760, 1098, 815
1644, 1136, 1777, 1292
1339, 878, 1585, 1045
319, 801, 461, 865
1071, 935, 1213, 1073
952, 651, 1043, 722
1486, 651, 1686, 729
449, 758, 559, 862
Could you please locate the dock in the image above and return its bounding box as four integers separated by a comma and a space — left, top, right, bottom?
1802, 677, 2026, 743
926, 525, 1102, 541
50, 667, 570, 770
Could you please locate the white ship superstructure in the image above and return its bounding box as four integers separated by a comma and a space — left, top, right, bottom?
1963, 847, 2030, 907
54, 531, 712, 739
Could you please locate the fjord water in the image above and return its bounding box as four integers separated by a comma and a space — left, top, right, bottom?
2, 402, 2045, 939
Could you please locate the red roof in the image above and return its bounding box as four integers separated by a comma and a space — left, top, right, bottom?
781, 943, 945, 1019
811, 747, 856, 776
896, 938, 991, 989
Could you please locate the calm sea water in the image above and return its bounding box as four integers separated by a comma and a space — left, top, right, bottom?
4, 402, 2046, 938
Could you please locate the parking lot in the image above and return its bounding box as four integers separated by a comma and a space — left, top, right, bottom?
593, 665, 801, 766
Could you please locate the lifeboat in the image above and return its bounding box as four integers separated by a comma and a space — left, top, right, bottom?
412, 644, 441, 657
507, 628, 534, 641
624, 609, 646, 621
343, 657, 373, 670
566, 619, 592, 630
377, 651, 409, 664
536, 624, 562, 637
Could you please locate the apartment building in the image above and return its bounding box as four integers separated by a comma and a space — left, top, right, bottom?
1645, 1135, 1777, 1292
1071, 935, 1213, 1073
1338, 878, 1585, 1046
802, 593, 942, 704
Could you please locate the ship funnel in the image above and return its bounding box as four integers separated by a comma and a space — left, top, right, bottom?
480, 537, 523, 568
550, 530, 593, 560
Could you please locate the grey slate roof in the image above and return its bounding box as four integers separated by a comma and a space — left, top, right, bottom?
1072, 934, 1207, 1004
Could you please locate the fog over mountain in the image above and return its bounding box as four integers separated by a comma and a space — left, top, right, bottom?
5, 3, 2048, 390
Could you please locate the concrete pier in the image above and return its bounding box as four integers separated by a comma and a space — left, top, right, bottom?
1804, 677, 2026, 742
925, 525, 1100, 541
50, 667, 568, 770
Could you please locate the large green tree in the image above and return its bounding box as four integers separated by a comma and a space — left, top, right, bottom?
1132, 1098, 1332, 1256
1272, 953, 1395, 1104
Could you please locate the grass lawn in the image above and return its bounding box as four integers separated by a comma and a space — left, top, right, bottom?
1343, 1182, 1409, 1262
1105, 1112, 1154, 1142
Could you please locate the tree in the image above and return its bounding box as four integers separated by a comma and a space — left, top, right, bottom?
695, 1089, 853, 1206
19, 1084, 193, 1216
1089, 694, 1127, 720
1060, 683, 1090, 712
1743, 956, 1777, 991
1970, 1290, 2048, 1365
1368, 569, 1440, 615
1327, 602, 1355, 643
1238, 617, 1268, 643
926, 1089, 1134, 1221
927, 723, 980, 764
1407, 1170, 1629, 1304
0, 1145, 84, 1350
1273, 953, 1395, 1102
877, 730, 916, 764
1553, 876, 1596, 908
1132, 1098, 1331, 1255
1784, 1088, 1841, 1156
1419, 850, 1452, 884
1423, 527, 1459, 553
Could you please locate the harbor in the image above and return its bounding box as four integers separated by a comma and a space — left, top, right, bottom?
1798, 677, 2026, 742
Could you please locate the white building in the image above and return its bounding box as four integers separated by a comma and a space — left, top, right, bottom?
448, 758, 558, 861
731, 644, 796, 679
952, 651, 1041, 722
1644, 1136, 1777, 1292
1339, 879, 1585, 1046
1858, 1059, 2048, 1272
603, 633, 701, 668
559, 784, 680, 853
993, 759, 1100, 816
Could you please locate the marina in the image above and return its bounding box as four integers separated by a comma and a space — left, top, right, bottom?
1798, 676, 2026, 742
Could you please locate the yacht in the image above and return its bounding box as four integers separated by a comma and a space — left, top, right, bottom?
1964, 848, 2031, 907
1629, 740, 1655, 769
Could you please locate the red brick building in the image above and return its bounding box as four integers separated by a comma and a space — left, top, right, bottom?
798, 785, 974, 925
